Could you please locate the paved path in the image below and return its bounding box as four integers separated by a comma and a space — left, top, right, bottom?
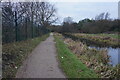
16, 34, 66, 78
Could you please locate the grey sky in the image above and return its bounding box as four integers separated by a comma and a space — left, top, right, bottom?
2, 0, 118, 24
54, 2, 118, 24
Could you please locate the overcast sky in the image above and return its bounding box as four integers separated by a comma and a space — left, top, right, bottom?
50, 2, 118, 24
2, 0, 119, 24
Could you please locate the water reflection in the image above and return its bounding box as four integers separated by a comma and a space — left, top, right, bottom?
108, 48, 120, 66
88, 46, 120, 66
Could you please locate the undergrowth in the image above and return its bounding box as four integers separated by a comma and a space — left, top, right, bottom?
2, 34, 49, 78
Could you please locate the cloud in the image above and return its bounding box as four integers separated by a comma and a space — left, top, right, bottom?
55, 2, 118, 23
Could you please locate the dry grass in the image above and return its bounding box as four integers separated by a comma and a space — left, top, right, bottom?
61, 33, 120, 78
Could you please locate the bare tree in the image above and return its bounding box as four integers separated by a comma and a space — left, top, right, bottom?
63, 16, 73, 24
2, 1, 58, 43
2, 2, 15, 42
95, 13, 105, 20
95, 12, 110, 20
105, 12, 110, 20
38, 2, 58, 27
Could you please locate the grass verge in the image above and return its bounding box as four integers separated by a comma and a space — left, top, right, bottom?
54, 34, 98, 78
2, 34, 49, 78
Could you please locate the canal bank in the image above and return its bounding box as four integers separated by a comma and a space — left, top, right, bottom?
63, 33, 120, 66
62, 33, 120, 78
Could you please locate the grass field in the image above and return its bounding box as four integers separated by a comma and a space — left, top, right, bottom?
2, 34, 49, 78
54, 33, 98, 78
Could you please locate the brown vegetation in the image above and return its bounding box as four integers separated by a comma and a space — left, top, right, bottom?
57, 33, 120, 78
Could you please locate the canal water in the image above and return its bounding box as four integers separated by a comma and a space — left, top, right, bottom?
88, 46, 120, 66
63, 34, 120, 66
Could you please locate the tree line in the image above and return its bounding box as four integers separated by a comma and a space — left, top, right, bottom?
49, 13, 119, 34
2, 2, 57, 44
